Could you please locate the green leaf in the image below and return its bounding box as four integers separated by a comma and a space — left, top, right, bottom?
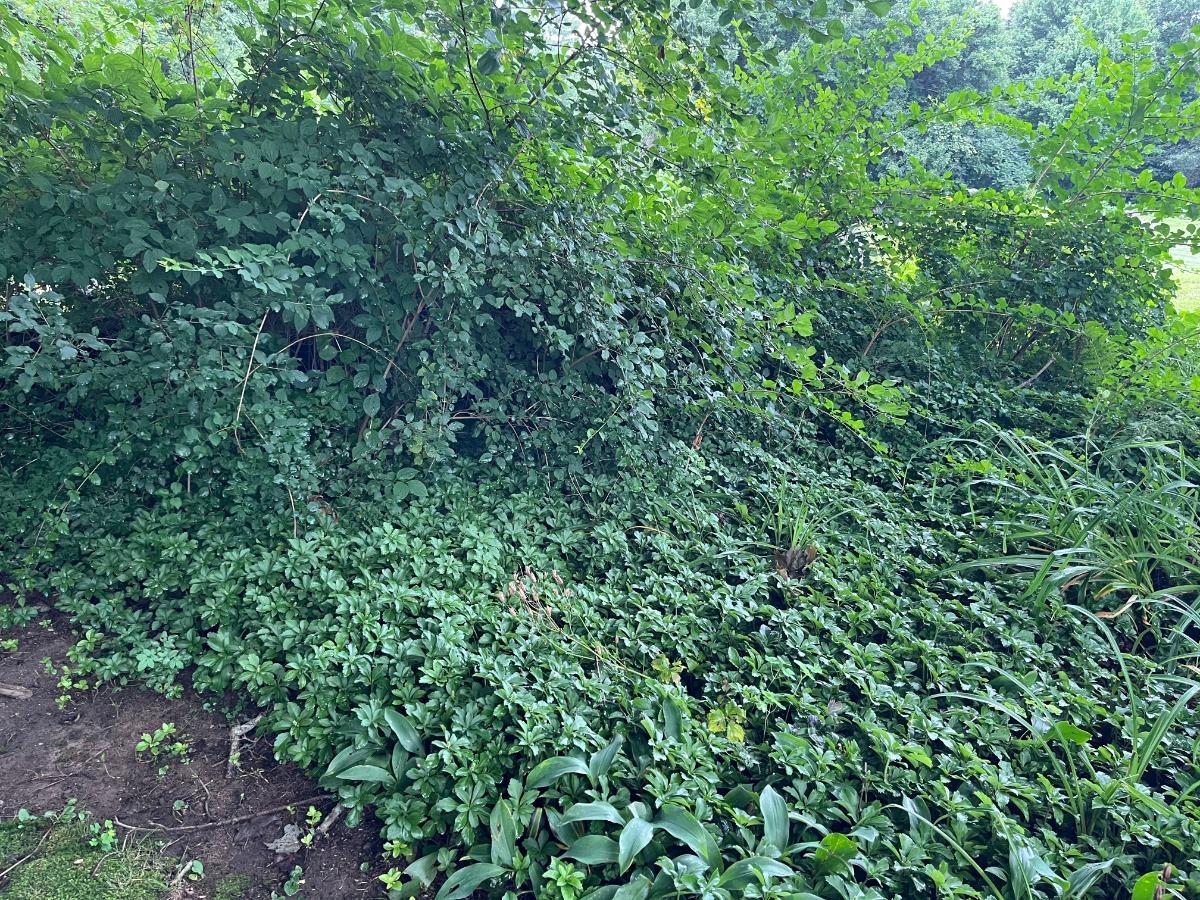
654, 805, 720, 870
900, 795, 932, 840
612, 875, 652, 900
390, 743, 409, 782
336, 764, 394, 784
476, 50, 500, 76
811, 833, 856, 876
1131, 872, 1161, 900
403, 852, 440, 887
560, 801, 626, 827
1064, 859, 1114, 897
589, 735, 623, 781
562, 835, 619, 865
662, 697, 682, 740
759, 785, 789, 850
384, 709, 422, 753
323, 745, 374, 779
526, 755, 590, 790
489, 799, 516, 867
1049, 721, 1092, 745
718, 856, 794, 889
363, 393, 381, 418
434, 863, 507, 900
618, 818, 654, 873
864, 0, 893, 13
1008, 833, 1061, 898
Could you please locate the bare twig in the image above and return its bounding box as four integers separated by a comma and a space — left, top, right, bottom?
1016, 355, 1056, 390
115, 796, 326, 834
316, 803, 344, 838
1096, 596, 1139, 620
457, 0, 494, 137
165, 849, 195, 900
232, 310, 271, 452
91, 851, 120, 878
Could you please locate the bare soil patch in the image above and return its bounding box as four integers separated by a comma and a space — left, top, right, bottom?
0, 620, 384, 899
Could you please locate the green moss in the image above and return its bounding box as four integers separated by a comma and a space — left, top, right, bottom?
0, 822, 40, 868
214, 873, 256, 900
0, 822, 170, 900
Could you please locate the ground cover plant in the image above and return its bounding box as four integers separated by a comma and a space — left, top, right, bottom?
2, 0, 1200, 897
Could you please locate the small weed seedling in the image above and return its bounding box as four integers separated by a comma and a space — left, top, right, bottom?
88, 818, 117, 852
279, 865, 304, 897
41, 656, 90, 709
136, 722, 190, 775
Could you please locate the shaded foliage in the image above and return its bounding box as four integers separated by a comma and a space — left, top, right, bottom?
2, 1, 1200, 898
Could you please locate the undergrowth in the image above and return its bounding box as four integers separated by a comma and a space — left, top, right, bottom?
4, 395, 1200, 897
2, 0, 1200, 897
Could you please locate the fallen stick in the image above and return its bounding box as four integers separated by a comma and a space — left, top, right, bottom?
114, 796, 327, 834
0, 683, 32, 700
226, 713, 264, 778
316, 803, 344, 838
165, 849, 195, 900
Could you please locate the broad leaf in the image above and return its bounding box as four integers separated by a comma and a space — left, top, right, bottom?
560, 801, 626, 827
759, 784, 789, 850
589, 735, 624, 781
811, 833, 857, 876
618, 817, 654, 873
335, 764, 394, 784
434, 863, 507, 900
526, 755, 591, 790
384, 709, 422, 753
655, 805, 720, 871
1064, 859, 1115, 897
1131, 872, 1161, 900
719, 856, 795, 889
489, 799, 516, 867
612, 875, 652, 900
562, 835, 620, 865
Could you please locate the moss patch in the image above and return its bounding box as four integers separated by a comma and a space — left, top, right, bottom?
0, 821, 40, 869
0, 820, 170, 900
213, 873, 256, 900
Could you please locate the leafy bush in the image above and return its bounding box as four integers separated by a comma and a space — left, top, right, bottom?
3, 1, 1200, 898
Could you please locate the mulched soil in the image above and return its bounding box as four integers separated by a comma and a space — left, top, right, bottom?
0, 620, 386, 899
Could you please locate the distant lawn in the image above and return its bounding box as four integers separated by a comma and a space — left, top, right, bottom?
1175, 268, 1200, 313
1163, 216, 1200, 313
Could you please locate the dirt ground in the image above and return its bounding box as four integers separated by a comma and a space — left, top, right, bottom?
0, 620, 385, 899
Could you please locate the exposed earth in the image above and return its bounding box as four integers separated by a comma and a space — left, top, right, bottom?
0, 620, 385, 899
